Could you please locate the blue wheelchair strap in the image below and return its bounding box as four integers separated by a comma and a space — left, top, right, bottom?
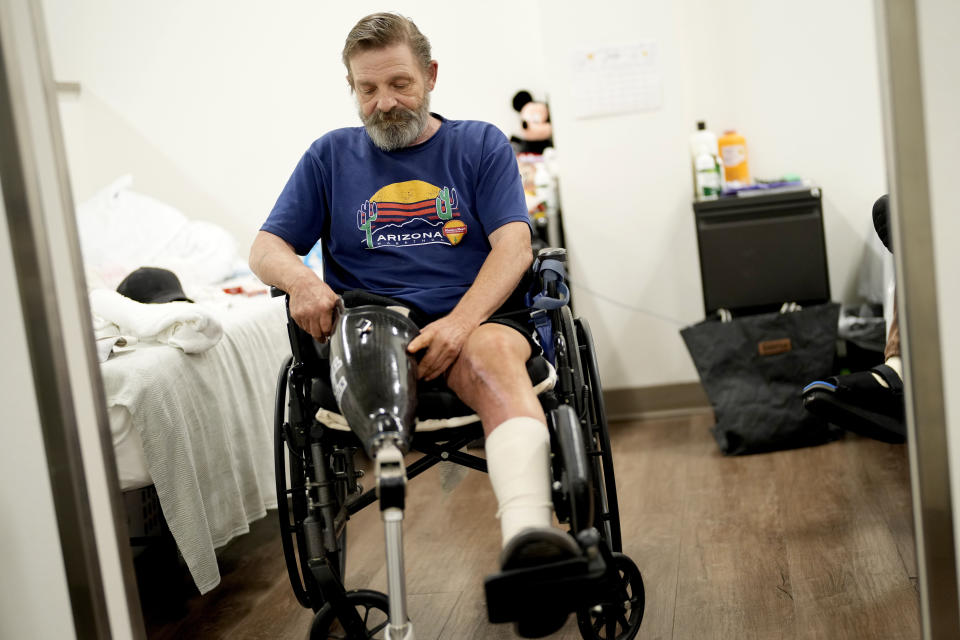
526, 258, 570, 365
530, 309, 555, 365
526, 258, 570, 311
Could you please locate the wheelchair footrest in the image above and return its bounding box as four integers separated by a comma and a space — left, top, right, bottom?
484, 550, 608, 623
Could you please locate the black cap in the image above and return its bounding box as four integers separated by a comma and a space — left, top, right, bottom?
872, 194, 892, 253
117, 267, 193, 304
697, 121, 706, 130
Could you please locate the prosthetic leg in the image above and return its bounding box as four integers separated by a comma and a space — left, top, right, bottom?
329, 304, 420, 640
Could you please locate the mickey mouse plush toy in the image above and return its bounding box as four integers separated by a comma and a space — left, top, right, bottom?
510, 90, 553, 155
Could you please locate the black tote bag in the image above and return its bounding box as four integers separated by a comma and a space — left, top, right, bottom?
680, 303, 842, 455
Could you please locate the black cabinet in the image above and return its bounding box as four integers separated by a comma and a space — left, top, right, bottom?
693, 187, 830, 316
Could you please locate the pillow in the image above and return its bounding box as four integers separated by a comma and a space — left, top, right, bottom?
77, 176, 238, 289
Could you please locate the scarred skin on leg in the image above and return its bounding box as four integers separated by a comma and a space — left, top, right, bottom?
444, 323, 545, 436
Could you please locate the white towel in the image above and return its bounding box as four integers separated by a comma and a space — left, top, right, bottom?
91, 313, 137, 362
90, 289, 222, 353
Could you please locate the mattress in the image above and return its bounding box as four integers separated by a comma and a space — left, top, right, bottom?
111, 405, 152, 491
101, 293, 291, 593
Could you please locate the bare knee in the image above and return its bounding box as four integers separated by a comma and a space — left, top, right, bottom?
447, 325, 544, 430
447, 325, 530, 396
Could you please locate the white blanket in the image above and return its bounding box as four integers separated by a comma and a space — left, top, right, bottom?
100, 295, 290, 593
90, 289, 222, 354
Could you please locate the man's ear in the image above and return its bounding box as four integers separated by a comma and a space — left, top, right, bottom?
426, 60, 438, 91
345, 74, 355, 93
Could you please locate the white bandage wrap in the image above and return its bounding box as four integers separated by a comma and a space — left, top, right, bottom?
485, 417, 553, 547
872, 356, 904, 388
885, 356, 903, 380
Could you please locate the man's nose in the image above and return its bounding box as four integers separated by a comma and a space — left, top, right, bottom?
376, 93, 398, 112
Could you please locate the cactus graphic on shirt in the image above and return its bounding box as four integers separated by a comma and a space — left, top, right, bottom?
435, 187, 457, 221
357, 200, 378, 248
357, 180, 464, 249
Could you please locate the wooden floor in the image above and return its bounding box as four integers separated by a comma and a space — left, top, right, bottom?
138, 412, 921, 639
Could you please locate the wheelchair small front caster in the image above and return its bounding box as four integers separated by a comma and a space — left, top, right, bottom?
309, 589, 390, 639
576, 554, 645, 640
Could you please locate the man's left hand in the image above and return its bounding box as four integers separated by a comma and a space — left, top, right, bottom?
407, 314, 477, 380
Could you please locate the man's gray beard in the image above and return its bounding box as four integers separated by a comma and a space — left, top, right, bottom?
359, 93, 431, 151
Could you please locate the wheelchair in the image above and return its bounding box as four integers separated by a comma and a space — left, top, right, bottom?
272, 249, 644, 639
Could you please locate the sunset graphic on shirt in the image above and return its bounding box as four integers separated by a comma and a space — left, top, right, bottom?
356, 180, 465, 249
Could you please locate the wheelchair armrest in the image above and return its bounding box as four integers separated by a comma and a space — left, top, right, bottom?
536, 247, 566, 263
529, 250, 570, 310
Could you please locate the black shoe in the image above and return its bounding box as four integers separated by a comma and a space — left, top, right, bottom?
802, 363, 906, 444
500, 528, 580, 638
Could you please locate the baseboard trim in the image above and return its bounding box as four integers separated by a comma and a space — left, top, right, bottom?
603, 382, 711, 422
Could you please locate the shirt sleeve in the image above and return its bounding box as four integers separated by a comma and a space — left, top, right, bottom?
474, 127, 531, 237
260, 148, 327, 255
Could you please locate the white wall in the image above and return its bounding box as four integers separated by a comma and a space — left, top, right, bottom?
45, 0, 549, 255
12, 2, 140, 637
679, 0, 888, 302
538, 2, 699, 388
540, 0, 886, 389
46, 1, 886, 391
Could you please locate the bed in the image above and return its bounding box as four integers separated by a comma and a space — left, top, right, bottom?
78, 177, 292, 594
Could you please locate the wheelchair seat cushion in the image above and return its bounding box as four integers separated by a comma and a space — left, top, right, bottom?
314, 354, 557, 433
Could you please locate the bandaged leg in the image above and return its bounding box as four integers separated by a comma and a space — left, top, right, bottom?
871, 357, 903, 388
872, 296, 903, 389
485, 417, 553, 547
486, 417, 579, 638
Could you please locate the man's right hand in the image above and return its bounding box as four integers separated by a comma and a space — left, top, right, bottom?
248, 231, 339, 340
288, 274, 339, 342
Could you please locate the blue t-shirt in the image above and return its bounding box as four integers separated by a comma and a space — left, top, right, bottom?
261, 114, 530, 317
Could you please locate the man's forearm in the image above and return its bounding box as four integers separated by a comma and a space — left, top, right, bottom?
449, 223, 533, 327
249, 230, 321, 295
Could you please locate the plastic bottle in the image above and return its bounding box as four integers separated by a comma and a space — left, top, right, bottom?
690, 121, 719, 160
694, 150, 722, 199
690, 121, 723, 200
718, 129, 750, 186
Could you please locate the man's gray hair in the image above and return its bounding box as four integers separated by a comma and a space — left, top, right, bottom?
342, 13, 432, 87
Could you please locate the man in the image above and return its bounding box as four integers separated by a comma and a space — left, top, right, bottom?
803, 194, 906, 443
249, 11, 577, 589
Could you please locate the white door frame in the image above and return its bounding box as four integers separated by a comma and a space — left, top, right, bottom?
875, 0, 960, 637
0, 1, 144, 637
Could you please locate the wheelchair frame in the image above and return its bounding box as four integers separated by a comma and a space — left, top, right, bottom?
273, 250, 644, 640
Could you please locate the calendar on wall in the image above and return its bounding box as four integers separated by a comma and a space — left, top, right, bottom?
570, 41, 662, 119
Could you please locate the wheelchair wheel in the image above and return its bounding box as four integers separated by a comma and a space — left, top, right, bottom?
275, 356, 313, 609
576, 554, 645, 640
309, 589, 390, 639
275, 357, 348, 612
558, 305, 586, 412
577, 317, 623, 553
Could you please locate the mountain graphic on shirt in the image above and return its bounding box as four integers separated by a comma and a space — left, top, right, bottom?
356, 180, 465, 249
